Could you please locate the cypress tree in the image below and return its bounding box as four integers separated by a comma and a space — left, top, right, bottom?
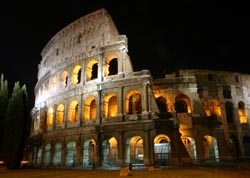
0, 73, 9, 119
0, 73, 9, 160
3, 81, 28, 169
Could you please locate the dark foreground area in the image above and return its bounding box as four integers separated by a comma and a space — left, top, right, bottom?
0, 166, 250, 178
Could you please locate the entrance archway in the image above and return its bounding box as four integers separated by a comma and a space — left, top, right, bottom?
126, 136, 144, 165
102, 137, 118, 167
203, 135, 219, 161
154, 134, 171, 165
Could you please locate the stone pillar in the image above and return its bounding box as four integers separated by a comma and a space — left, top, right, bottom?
118, 86, 124, 120
62, 139, 66, 166
64, 100, 69, 128
142, 81, 150, 117
80, 61, 85, 85
96, 128, 102, 166
53, 104, 57, 130
98, 55, 103, 82
118, 131, 125, 167
77, 96, 82, 126
97, 88, 102, 125
143, 130, 152, 165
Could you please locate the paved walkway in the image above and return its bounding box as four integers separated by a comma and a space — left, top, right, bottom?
0, 167, 250, 178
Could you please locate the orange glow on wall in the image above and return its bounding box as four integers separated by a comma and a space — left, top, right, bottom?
51, 75, 57, 91
84, 97, 96, 120
47, 107, 54, 127
61, 71, 68, 88
86, 60, 98, 81
71, 65, 81, 85
56, 104, 64, 125
68, 100, 78, 122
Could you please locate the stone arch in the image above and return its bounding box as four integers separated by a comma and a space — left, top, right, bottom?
181, 136, 197, 160
154, 134, 171, 165
66, 141, 77, 166
86, 59, 98, 81
103, 93, 117, 118
203, 135, 219, 161
37, 146, 42, 166
225, 101, 234, 123
229, 135, 241, 158
53, 142, 62, 166
61, 70, 68, 88
47, 107, 53, 127
243, 135, 250, 156
104, 54, 118, 77
125, 90, 142, 115
156, 96, 168, 113
71, 65, 81, 85
56, 104, 64, 125
125, 136, 144, 165
102, 137, 118, 167
238, 101, 247, 123
68, 100, 78, 122
43, 143, 51, 166
175, 94, 191, 113
83, 96, 96, 120
83, 139, 97, 166
209, 99, 221, 116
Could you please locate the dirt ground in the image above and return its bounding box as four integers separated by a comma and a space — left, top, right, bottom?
0, 167, 250, 178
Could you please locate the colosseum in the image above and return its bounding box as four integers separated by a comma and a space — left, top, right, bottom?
28, 8, 250, 169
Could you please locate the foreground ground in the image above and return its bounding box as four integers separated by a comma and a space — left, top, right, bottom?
1, 167, 250, 178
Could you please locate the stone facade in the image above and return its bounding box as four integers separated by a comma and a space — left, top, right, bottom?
28, 8, 250, 169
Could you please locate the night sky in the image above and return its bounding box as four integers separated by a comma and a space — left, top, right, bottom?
0, 0, 249, 109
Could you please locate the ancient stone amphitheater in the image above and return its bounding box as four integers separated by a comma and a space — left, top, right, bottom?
28, 8, 250, 169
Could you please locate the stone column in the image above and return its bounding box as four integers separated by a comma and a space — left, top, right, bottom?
142, 81, 150, 117
143, 130, 152, 165
118, 86, 124, 121
118, 131, 125, 167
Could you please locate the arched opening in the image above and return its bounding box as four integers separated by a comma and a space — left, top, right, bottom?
86, 60, 98, 81
102, 137, 118, 167
108, 58, 118, 76
47, 107, 53, 127
126, 136, 144, 165
66, 141, 76, 166
61, 70, 68, 88
83, 139, 96, 166
154, 134, 171, 166
156, 96, 168, 113
225, 101, 234, 123
56, 104, 64, 125
243, 135, 250, 156
181, 136, 197, 160
104, 55, 118, 77
103, 94, 117, 118
175, 94, 191, 113
68, 100, 78, 122
209, 99, 221, 116
229, 135, 241, 158
37, 146, 42, 166
83, 96, 96, 120
238, 101, 247, 123
126, 91, 142, 115
175, 100, 187, 113
53, 142, 62, 166
203, 135, 219, 161
43, 143, 51, 166
71, 65, 81, 85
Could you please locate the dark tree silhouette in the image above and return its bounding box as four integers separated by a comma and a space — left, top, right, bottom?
0, 76, 29, 169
